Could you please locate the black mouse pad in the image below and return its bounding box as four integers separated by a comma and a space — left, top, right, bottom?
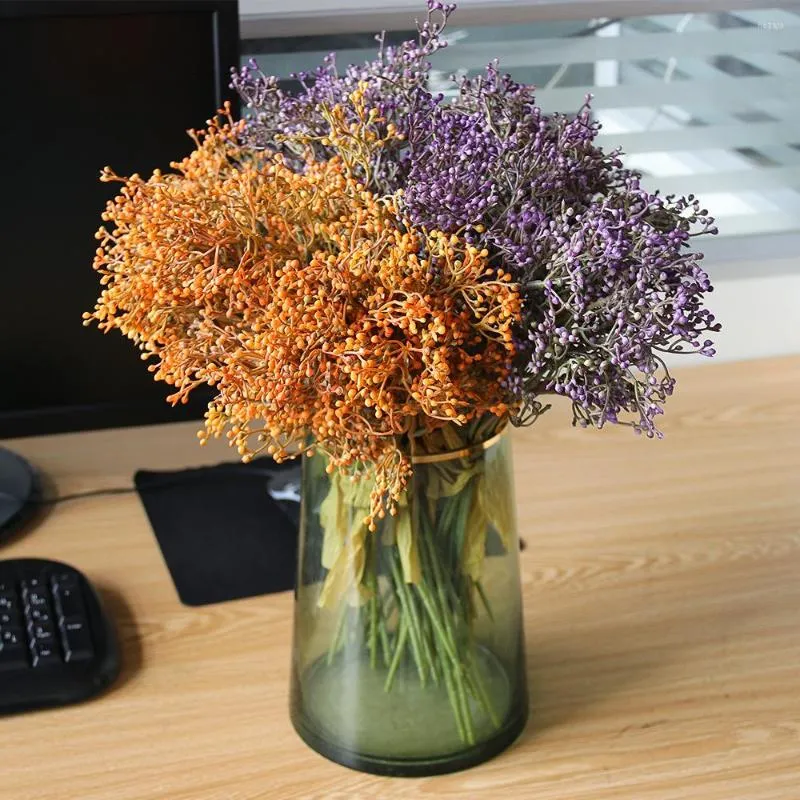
135, 458, 300, 606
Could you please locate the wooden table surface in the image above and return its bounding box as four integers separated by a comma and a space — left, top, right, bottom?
1, 356, 799, 800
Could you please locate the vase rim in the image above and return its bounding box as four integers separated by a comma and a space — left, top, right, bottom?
409, 425, 507, 465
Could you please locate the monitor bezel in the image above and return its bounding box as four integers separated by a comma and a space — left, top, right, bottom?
0, 0, 240, 439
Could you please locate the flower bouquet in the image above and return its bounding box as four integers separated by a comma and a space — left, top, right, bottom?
86, 1, 719, 776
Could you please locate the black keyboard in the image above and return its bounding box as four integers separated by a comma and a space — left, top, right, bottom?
0, 559, 119, 715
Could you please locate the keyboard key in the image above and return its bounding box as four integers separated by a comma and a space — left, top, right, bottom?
22, 589, 49, 613
53, 585, 86, 623
28, 623, 57, 644
0, 593, 16, 611
0, 612, 17, 626
0, 643, 29, 671
30, 642, 61, 668
2, 629, 29, 671
51, 572, 78, 590
2, 628, 24, 647
28, 607, 51, 624
62, 623, 93, 663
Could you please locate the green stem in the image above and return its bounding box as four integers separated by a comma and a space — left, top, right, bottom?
430, 492, 476, 622
390, 556, 428, 687
415, 581, 459, 666
378, 615, 391, 668
475, 580, 494, 621
383, 616, 408, 693
420, 614, 441, 685
424, 562, 476, 744
454, 664, 476, 745
438, 485, 492, 744
417, 497, 461, 622
416, 497, 479, 745
441, 656, 468, 744
464, 658, 501, 728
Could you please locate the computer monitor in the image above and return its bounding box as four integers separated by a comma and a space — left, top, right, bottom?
0, 1, 239, 439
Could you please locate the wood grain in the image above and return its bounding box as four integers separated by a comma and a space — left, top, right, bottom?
1, 356, 799, 800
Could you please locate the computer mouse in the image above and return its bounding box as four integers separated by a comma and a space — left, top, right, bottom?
0, 448, 40, 544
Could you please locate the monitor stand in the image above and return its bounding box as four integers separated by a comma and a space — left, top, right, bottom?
0, 448, 40, 544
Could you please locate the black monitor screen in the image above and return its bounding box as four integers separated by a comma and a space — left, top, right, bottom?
0, 6, 237, 437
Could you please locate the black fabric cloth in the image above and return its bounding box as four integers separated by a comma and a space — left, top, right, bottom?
135, 458, 300, 606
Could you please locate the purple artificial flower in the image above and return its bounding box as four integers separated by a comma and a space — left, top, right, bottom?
399, 63, 719, 434
231, 1, 720, 436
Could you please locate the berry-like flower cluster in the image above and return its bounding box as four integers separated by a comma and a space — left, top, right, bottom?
399, 62, 720, 434
86, 102, 518, 523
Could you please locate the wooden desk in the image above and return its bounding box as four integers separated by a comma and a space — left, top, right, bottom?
2, 357, 799, 800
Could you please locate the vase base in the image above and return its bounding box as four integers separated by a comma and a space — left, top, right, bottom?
292, 668, 528, 778
292, 647, 527, 776
291, 703, 528, 777
291, 642, 527, 775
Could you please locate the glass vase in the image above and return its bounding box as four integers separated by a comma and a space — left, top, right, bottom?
289, 425, 528, 776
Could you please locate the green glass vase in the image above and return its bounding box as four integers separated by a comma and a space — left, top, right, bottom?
289, 425, 528, 776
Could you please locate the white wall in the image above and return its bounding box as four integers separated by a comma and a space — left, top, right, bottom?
687, 271, 800, 365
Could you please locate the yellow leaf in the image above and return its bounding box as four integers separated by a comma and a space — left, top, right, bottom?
479, 448, 514, 551
318, 515, 370, 608
319, 472, 347, 570
395, 505, 421, 584
339, 473, 374, 509
462, 484, 489, 581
